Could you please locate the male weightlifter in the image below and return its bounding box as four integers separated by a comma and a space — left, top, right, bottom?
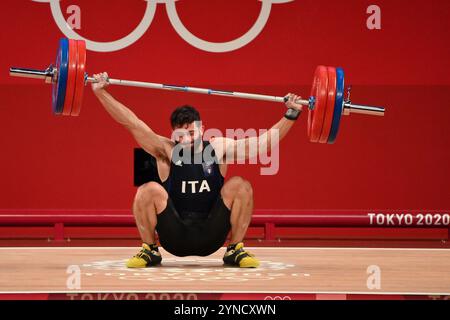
92, 72, 303, 268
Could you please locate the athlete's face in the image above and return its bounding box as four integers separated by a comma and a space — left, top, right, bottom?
173, 122, 204, 149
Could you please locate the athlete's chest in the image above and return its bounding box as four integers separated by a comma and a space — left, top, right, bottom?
169, 162, 222, 195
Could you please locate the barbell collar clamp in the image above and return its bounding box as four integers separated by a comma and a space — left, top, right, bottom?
308, 96, 316, 110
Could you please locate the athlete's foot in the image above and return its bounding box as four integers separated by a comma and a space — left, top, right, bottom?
223, 242, 260, 268
126, 243, 162, 268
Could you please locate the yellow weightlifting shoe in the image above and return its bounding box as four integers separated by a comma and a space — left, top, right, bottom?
223, 242, 260, 268
126, 243, 162, 268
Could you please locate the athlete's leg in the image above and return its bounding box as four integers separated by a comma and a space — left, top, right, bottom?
127, 182, 168, 268
220, 176, 259, 267
132, 181, 168, 244
221, 176, 254, 244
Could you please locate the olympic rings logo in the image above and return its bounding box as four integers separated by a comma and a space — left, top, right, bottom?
32, 0, 294, 53
264, 296, 292, 300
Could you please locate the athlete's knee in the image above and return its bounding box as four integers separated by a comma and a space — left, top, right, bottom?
135, 182, 168, 204
221, 176, 253, 200
237, 180, 253, 198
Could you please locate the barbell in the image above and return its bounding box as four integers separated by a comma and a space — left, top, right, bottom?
9, 38, 385, 144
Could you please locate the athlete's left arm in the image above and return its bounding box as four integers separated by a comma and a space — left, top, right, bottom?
210, 93, 303, 163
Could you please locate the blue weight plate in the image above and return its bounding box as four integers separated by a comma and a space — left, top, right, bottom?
52, 38, 69, 115
328, 67, 344, 144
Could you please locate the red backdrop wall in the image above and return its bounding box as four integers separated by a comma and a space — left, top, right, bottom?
0, 0, 449, 210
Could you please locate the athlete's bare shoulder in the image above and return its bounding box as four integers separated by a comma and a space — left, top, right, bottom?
157, 135, 175, 163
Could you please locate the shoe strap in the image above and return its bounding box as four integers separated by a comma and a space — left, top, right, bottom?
137, 251, 153, 264
234, 248, 254, 264
136, 246, 159, 264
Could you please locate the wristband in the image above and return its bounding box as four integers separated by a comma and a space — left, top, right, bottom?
284, 108, 302, 121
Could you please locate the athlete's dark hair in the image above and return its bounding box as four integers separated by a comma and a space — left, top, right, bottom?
170, 105, 201, 129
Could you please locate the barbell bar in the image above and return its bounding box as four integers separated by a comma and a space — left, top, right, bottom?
9, 38, 385, 144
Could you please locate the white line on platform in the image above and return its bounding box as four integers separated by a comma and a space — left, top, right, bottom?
0, 247, 449, 251
0, 290, 449, 296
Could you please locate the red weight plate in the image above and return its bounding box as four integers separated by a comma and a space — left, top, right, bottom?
319, 67, 336, 143
62, 39, 77, 116
71, 40, 86, 116
308, 66, 329, 143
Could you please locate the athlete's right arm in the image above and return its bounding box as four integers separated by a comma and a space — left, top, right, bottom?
92, 72, 171, 160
